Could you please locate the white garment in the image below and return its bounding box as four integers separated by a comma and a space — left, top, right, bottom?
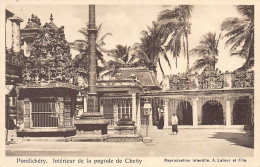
171, 115, 178, 125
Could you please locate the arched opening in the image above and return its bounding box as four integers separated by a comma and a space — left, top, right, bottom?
202, 100, 224, 125
233, 99, 251, 125
176, 101, 193, 125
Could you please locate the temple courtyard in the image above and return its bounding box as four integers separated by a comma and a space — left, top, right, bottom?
6, 127, 253, 157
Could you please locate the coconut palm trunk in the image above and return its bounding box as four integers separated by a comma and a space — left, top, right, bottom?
185, 32, 190, 72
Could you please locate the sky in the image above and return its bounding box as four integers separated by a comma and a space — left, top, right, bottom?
6, 5, 246, 82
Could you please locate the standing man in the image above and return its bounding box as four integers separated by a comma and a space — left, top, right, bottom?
171, 113, 178, 135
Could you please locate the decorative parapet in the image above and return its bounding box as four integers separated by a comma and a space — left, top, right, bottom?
168, 73, 197, 90
23, 63, 76, 85
198, 71, 224, 89
231, 70, 254, 88
164, 70, 254, 91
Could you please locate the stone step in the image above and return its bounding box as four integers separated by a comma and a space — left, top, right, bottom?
21, 137, 72, 142
71, 134, 109, 142
166, 125, 245, 129
107, 134, 142, 142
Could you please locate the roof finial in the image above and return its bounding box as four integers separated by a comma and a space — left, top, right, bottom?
50, 13, 53, 22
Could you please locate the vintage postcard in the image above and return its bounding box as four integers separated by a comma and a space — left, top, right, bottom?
1, 0, 259, 166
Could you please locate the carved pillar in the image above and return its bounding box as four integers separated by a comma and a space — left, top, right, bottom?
197, 98, 203, 125
132, 93, 137, 122
9, 17, 23, 53
136, 95, 141, 131
23, 98, 30, 128
225, 98, 232, 126
192, 97, 198, 127
221, 98, 226, 124
58, 97, 64, 128
83, 96, 87, 114
164, 99, 169, 127
113, 103, 118, 123
100, 102, 104, 115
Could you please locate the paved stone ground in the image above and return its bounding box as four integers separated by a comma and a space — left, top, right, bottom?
6, 127, 253, 157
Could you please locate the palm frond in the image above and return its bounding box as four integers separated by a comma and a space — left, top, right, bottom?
236, 5, 254, 21
97, 32, 112, 47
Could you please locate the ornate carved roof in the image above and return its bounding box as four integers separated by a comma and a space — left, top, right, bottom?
21, 14, 75, 86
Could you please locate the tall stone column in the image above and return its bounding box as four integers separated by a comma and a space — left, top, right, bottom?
73, 5, 110, 137
86, 4, 99, 114
225, 98, 231, 126
164, 99, 169, 127
192, 98, 198, 127
132, 93, 137, 122
9, 16, 23, 53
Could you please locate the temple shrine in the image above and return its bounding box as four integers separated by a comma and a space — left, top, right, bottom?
5, 7, 254, 141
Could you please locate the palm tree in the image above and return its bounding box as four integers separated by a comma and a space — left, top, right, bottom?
109, 44, 132, 64
189, 32, 221, 71
158, 5, 193, 72
104, 44, 131, 76
132, 21, 171, 75
70, 23, 112, 77
221, 5, 254, 70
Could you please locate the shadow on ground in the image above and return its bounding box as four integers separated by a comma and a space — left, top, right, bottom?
209, 132, 254, 149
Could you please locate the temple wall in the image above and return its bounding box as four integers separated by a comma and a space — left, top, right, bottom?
141, 89, 253, 127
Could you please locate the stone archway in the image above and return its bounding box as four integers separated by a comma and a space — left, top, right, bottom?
202, 100, 224, 125
176, 101, 193, 125
233, 99, 251, 125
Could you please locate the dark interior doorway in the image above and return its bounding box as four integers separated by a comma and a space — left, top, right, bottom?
176, 101, 193, 125
202, 100, 224, 125
233, 99, 251, 125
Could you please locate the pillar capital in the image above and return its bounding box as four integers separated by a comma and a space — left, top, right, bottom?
9, 16, 23, 24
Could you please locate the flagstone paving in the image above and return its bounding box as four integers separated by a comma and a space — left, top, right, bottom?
6, 127, 253, 157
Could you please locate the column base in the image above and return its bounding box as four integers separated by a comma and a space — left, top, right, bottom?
143, 137, 152, 143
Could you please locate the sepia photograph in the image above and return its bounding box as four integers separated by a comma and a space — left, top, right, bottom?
2, 1, 258, 166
